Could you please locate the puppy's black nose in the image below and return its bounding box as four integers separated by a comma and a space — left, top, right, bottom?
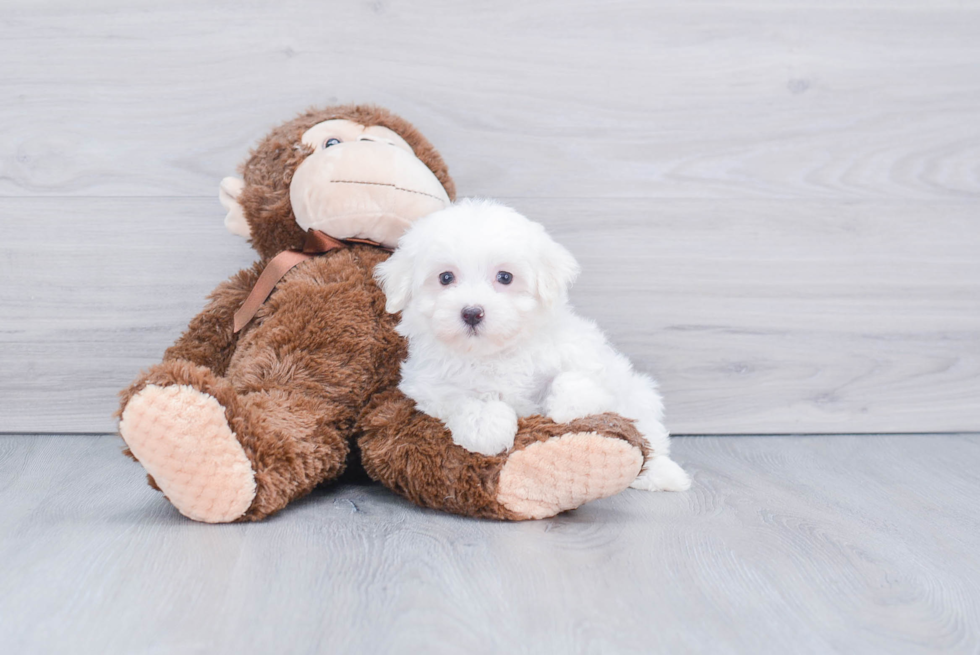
461, 306, 485, 326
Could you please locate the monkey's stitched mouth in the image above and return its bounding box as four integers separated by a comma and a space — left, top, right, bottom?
329, 180, 445, 202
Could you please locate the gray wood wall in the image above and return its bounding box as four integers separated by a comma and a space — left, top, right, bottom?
1, 0, 978, 435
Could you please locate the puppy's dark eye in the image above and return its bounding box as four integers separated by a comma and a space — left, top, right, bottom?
496, 271, 513, 285
323, 138, 341, 148
439, 271, 455, 285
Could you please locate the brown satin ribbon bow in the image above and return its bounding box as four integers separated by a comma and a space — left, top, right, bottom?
233, 230, 393, 333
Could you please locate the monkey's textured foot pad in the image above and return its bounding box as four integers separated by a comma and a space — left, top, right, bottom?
119, 384, 256, 523
496, 432, 643, 520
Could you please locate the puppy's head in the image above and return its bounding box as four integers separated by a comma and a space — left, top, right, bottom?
375, 199, 580, 355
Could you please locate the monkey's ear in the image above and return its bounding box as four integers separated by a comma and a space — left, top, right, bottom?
219, 177, 250, 238
373, 249, 414, 314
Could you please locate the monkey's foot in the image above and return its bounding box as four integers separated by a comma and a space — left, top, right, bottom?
120, 384, 256, 523
495, 432, 643, 520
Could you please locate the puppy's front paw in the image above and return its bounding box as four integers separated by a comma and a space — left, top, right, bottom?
445, 399, 518, 456
545, 372, 616, 424
631, 455, 691, 492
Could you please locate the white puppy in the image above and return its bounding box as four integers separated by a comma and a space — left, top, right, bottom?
374, 199, 690, 491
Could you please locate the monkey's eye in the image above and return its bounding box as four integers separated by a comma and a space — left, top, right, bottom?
323, 138, 341, 148
496, 271, 513, 285
438, 271, 455, 286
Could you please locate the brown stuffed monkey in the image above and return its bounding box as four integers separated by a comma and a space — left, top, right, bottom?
118, 105, 647, 523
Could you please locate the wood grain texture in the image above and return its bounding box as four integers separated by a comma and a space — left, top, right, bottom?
0, 433, 977, 654
1, 1, 979, 436
1, 197, 977, 434
0, 1, 978, 200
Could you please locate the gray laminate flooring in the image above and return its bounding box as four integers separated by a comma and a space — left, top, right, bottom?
1, 433, 977, 655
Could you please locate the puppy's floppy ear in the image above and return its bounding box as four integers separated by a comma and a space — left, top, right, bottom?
536, 234, 581, 306
374, 248, 415, 314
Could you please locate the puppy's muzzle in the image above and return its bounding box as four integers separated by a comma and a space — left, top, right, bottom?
461, 306, 485, 327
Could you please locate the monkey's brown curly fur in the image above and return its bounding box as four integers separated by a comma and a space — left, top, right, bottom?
359, 396, 648, 520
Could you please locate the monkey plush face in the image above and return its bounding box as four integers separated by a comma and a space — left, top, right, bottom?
219, 105, 456, 260
289, 119, 450, 247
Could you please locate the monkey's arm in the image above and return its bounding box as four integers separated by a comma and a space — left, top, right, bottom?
162, 261, 264, 376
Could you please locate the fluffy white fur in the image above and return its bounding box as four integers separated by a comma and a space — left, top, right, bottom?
375, 199, 690, 492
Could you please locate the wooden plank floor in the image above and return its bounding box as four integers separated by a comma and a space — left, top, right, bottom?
1, 433, 978, 654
